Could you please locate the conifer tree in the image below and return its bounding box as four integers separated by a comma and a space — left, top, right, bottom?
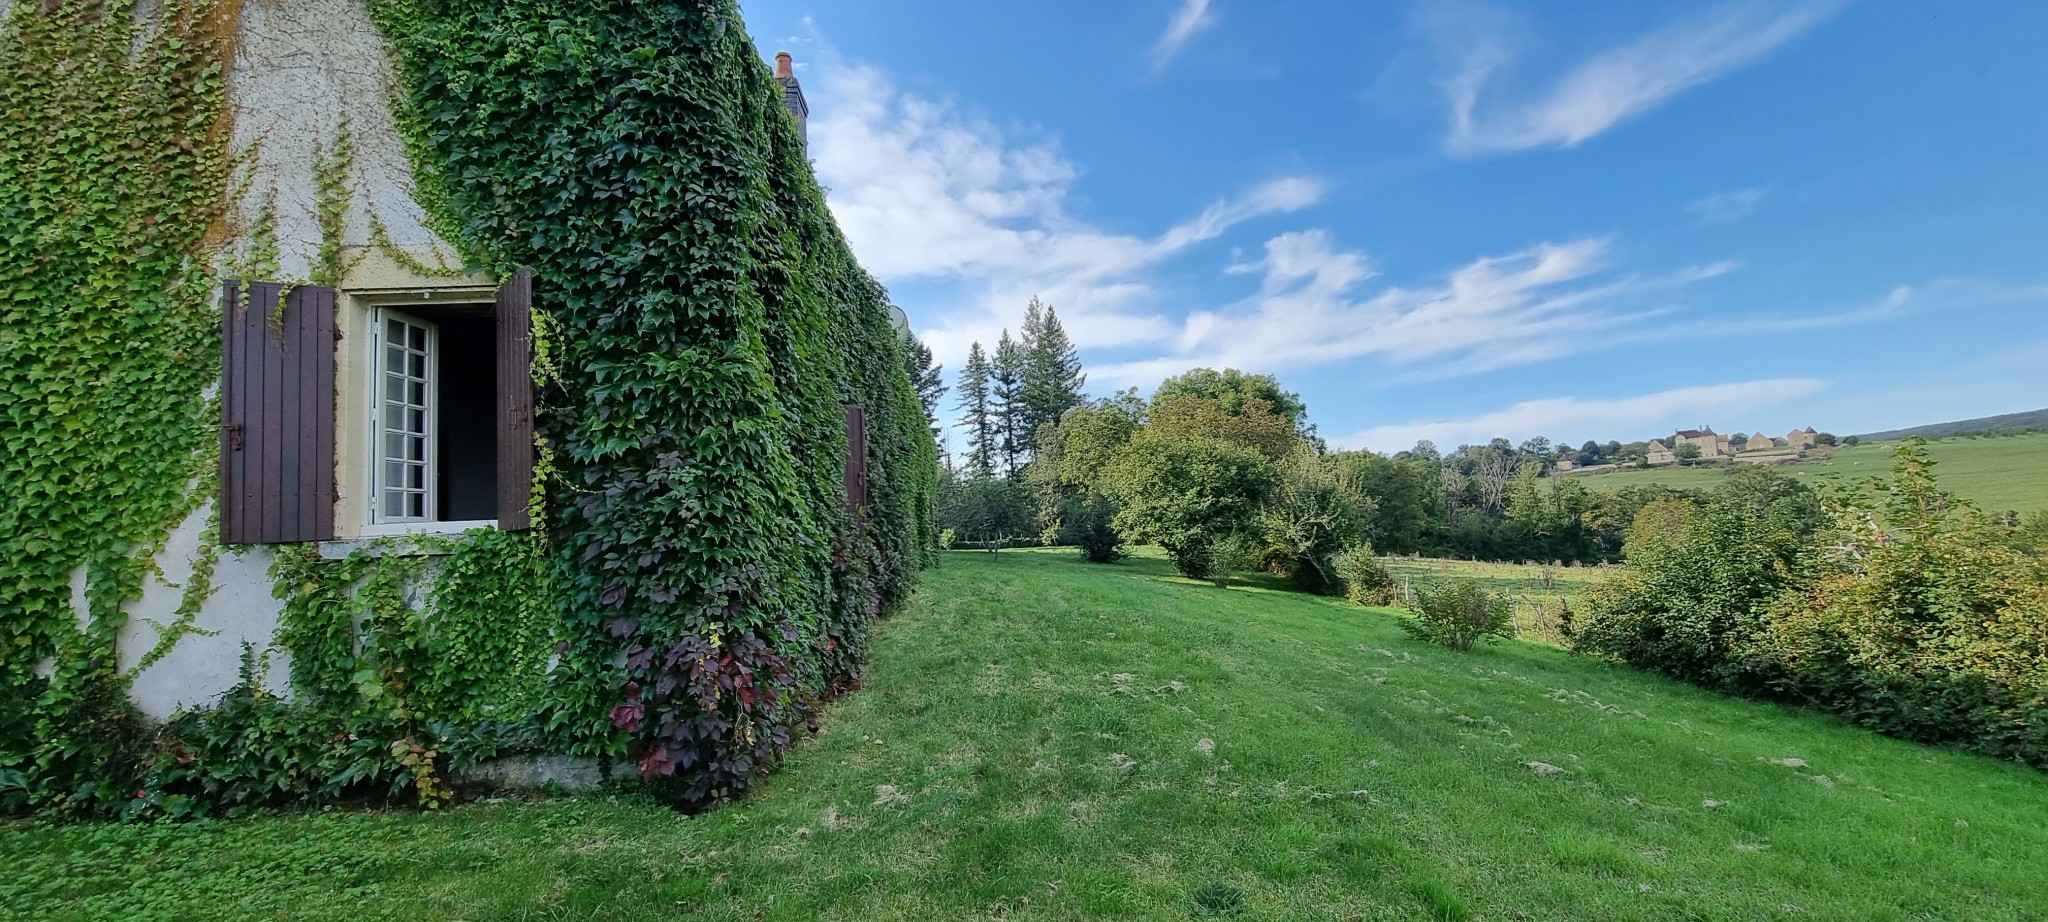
991, 329, 1028, 477
1021, 299, 1086, 444
954, 342, 996, 478
904, 333, 946, 441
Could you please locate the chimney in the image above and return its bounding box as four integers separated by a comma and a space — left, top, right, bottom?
774, 51, 808, 148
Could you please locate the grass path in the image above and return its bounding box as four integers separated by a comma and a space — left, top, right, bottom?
7, 549, 2048, 920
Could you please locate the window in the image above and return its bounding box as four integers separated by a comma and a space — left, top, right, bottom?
368, 305, 499, 529
218, 270, 534, 545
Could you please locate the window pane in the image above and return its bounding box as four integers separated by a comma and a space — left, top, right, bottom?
387, 318, 403, 343
384, 432, 404, 462
409, 326, 426, 350
407, 408, 425, 434
409, 352, 426, 378
407, 464, 424, 489
409, 381, 426, 406
386, 345, 404, 374
385, 375, 403, 402
384, 489, 404, 518
407, 493, 424, 518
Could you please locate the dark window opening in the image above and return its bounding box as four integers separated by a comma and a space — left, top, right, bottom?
427, 310, 499, 521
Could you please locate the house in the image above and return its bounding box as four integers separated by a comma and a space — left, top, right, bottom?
1646, 440, 1677, 465
1673, 427, 1732, 459
11, 1, 936, 814
1743, 429, 1781, 451
1787, 427, 1818, 449
1555, 458, 1576, 472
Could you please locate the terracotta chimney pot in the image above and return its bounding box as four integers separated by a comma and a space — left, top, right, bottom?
775, 51, 794, 79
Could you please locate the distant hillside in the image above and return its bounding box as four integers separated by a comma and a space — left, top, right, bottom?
1854, 408, 2048, 442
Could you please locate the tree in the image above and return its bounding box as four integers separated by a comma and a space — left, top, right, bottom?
904, 333, 945, 442
1153, 368, 1310, 433
1843, 435, 1861, 447
1519, 436, 1552, 458
991, 330, 1027, 477
1260, 450, 1364, 594
1328, 451, 1429, 555
1019, 298, 1085, 448
1102, 432, 1278, 579
1028, 392, 1143, 563
1145, 395, 1301, 461
1032, 390, 1144, 489
942, 475, 1036, 553
1673, 441, 1703, 464
954, 342, 995, 478
1814, 432, 1839, 447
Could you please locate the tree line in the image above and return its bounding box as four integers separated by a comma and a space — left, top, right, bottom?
903, 299, 1796, 572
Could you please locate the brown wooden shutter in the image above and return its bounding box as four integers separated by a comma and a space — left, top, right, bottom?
219, 281, 336, 544
843, 403, 868, 512
496, 267, 536, 531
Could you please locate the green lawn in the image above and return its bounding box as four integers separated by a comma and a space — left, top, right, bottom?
1570, 433, 2048, 512
8, 548, 2048, 921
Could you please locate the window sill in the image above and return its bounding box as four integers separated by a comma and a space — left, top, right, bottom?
318, 521, 499, 559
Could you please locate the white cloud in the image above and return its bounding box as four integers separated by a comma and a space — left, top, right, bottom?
1336, 378, 1831, 452
1151, 0, 1219, 73
1434, 1, 1840, 155
806, 58, 1321, 367
1092, 231, 1734, 387
1688, 186, 1768, 223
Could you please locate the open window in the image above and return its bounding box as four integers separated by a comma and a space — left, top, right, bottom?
368, 305, 497, 527
220, 270, 534, 544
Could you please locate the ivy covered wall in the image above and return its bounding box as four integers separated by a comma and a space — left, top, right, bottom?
1, 0, 936, 816
370, 0, 939, 805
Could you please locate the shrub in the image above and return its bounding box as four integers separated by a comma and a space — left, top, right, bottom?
1335, 545, 1398, 606
1403, 581, 1512, 652
1205, 535, 1261, 588
1055, 491, 1126, 563
1102, 432, 1278, 579
1572, 441, 2048, 767
1570, 498, 1803, 690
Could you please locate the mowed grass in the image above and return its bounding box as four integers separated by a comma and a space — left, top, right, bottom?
9, 548, 2048, 921
1569, 433, 2048, 512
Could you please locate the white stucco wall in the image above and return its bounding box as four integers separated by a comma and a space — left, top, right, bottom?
225, 0, 448, 277
109, 0, 460, 721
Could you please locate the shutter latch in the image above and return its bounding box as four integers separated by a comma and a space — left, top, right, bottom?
226, 424, 245, 451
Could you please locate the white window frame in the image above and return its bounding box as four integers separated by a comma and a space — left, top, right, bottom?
367, 308, 439, 531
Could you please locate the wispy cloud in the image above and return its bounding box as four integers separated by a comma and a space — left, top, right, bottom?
1092, 231, 1734, 387
807, 57, 1321, 366
1336, 378, 1831, 452
1432, 1, 1840, 155
1688, 186, 1769, 223
1151, 0, 1219, 73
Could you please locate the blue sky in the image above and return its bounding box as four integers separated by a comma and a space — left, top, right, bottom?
737, 0, 2047, 453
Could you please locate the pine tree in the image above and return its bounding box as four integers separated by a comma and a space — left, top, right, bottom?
904, 333, 945, 441
991, 329, 1027, 478
954, 342, 995, 478
1021, 299, 1085, 444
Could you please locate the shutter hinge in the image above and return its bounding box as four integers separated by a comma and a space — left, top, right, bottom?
226, 424, 245, 451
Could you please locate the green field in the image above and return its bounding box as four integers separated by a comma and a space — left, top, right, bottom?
1569, 433, 2048, 512
8, 548, 2048, 921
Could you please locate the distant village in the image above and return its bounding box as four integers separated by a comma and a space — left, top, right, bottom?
1556, 426, 1844, 473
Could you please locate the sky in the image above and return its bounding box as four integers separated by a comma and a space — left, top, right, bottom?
736, 0, 2048, 454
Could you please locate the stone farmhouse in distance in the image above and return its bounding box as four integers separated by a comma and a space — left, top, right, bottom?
1635, 425, 1822, 467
